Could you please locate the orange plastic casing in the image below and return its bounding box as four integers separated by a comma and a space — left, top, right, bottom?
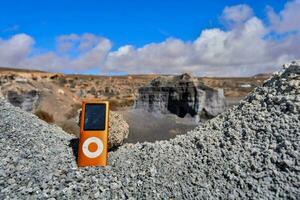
77, 100, 109, 167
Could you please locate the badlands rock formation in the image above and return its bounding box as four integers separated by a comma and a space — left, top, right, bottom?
0, 76, 40, 112
0, 62, 298, 199
0, 72, 80, 123
0, 67, 268, 112
0, 71, 129, 149
135, 73, 226, 119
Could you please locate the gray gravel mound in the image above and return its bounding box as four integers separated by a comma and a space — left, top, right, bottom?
0, 62, 300, 199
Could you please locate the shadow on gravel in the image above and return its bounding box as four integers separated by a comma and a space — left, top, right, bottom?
68, 138, 79, 162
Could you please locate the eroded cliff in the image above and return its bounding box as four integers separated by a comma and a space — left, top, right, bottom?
135, 73, 226, 119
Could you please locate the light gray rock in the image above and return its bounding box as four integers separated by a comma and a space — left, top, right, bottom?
108, 111, 129, 149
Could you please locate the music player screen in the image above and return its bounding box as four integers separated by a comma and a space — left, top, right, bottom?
84, 104, 106, 131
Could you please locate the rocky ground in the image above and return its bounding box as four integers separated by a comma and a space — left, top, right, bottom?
0, 62, 299, 199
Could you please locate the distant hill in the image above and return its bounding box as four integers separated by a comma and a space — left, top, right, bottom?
252, 73, 272, 78
0, 67, 46, 73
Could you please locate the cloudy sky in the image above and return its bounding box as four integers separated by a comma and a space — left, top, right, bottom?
0, 0, 299, 76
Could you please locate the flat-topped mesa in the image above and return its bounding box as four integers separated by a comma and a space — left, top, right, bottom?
135, 73, 226, 119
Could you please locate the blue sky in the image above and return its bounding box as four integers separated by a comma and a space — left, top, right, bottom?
0, 0, 299, 76
0, 0, 286, 49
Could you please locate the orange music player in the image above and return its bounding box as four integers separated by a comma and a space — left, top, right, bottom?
78, 100, 109, 167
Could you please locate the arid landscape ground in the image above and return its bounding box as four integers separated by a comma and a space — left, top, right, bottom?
0, 67, 269, 143
0, 62, 299, 199
1, 0, 300, 199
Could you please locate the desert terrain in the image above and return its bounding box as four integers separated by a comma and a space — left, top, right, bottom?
1, 0, 300, 198
0, 67, 269, 143
0, 62, 299, 198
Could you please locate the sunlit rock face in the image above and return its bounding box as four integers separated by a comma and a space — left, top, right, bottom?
135, 73, 226, 119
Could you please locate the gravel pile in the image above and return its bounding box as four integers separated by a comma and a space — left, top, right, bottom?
0, 62, 299, 199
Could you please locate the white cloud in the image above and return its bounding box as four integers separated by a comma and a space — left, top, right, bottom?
0, 33, 112, 71
53, 33, 112, 70
2, 25, 20, 33
56, 33, 106, 53
104, 16, 283, 76
56, 33, 79, 53
0, 1, 300, 76
267, 0, 300, 33
0, 34, 34, 67
105, 39, 193, 74
103, 1, 300, 76
221, 4, 254, 28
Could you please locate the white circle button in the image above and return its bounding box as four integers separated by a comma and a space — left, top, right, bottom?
82, 137, 103, 158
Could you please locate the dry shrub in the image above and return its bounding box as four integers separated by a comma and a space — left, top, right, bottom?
65, 103, 82, 119
59, 120, 80, 136
57, 77, 67, 87
34, 109, 54, 123
109, 99, 135, 110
